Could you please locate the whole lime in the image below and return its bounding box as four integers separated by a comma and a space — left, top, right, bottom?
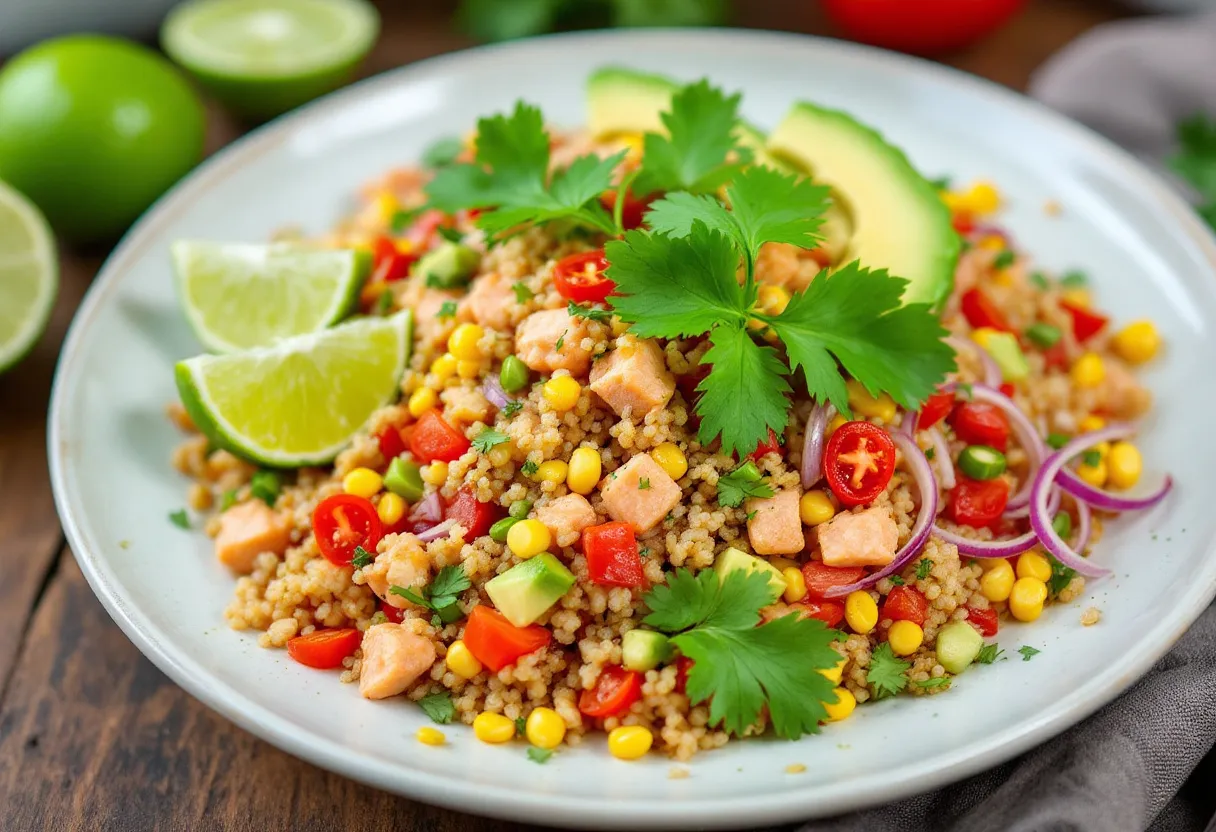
0, 35, 206, 244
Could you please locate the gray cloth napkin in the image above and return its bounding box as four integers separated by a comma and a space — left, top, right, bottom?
788, 16, 1216, 832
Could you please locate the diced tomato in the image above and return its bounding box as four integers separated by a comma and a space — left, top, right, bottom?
553, 249, 614, 303
965, 605, 999, 637
802, 561, 869, 600
313, 494, 383, 566
371, 236, 413, 284
583, 522, 645, 587
462, 606, 552, 672
999, 382, 1016, 398
952, 212, 975, 234
376, 424, 407, 460
1042, 340, 1069, 372
578, 665, 644, 718
446, 485, 499, 542
960, 287, 1012, 332
674, 656, 694, 695
949, 476, 1010, 528
881, 586, 928, 626
409, 410, 470, 463
917, 391, 956, 430
380, 601, 406, 624
948, 401, 1010, 451
286, 628, 362, 669
796, 599, 846, 628
1059, 300, 1109, 343
823, 421, 897, 507
749, 428, 783, 461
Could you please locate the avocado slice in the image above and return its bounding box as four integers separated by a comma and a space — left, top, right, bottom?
485, 553, 575, 627
622, 629, 672, 672
766, 102, 959, 308
417, 240, 479, 289
977, 330, 1030, 381
714, 547, 787, 597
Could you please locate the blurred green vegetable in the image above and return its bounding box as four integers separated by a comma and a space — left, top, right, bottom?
1171, 114, 1216, 231
457, 0, 729, 43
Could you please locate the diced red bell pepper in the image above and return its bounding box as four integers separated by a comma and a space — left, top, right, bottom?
917, 391, 956, 431
583, 522, 646, 587
409, 410, 470, 463
578, 665, 644, 718
960, 287, 1013, 333
463, 606, 552, 672
376, 424, 407, 460
949, 477, 1010, 528
446, 485, 499, 542
796, 599, 846, 628
965, 604, 999, 637
802, 561, 868, 600
749, 428, 783, 461
371, 236, 412, 284
881, 586, 928, 626
1059, 300, 1109, 343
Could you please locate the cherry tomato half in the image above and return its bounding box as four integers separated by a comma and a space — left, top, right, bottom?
965, 605, 999, 637
286, 628, 362, 669
446, 485, 499, 542
802, 562, 869, 601
960, 287, 1013, 333
380, 601, 406, 624
371, 236, 413, 284
881, 586, 929, 626
823, 421, 897, 507
553, 249, 614, 304
822, 0, 1026, 55
376, 424, 407, 461
313, 493, 383, 566
578, 665, 643, 718
949, 476, 1010, 528
917, 391, 956, 431
599, 189, 653, 231
948, 401, 1011, 452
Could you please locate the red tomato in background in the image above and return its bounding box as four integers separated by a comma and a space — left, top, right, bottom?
376, 424, 407, 460
948, 401, 1011, 452
600, 190, 653, 231
578, 666, 643, 718
287, 628, 362, 669
949, 477, 1010, 528
966, 605, 1000, 637
380, 601, 406, 624
312, 494, 383, 566
822, 0, 1026, 55
370, 236, 412, 284
446, 485, 499, 542
583, 522, 646, 587
823, 421, 897, 507
553, 249, 614, 303
882, 586, 929, 626
802, 562, 868, 600
1059, 300, 1109, 343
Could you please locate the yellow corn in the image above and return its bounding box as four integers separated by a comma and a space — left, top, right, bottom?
652, 442, 688, 481
941, 190, 968, 213
374, 191, 399, 223
827, 414, 848, 436
376, 492, 406, 527
844, 591, 878, 635
781, 567, 808, 603
845, 379, 897, 423
343, 467, 383, 499
980, 558, 1015, 602
978, 235, 1006, 252
445, 640, 483, 679
1078, 415, 1106, 433
535, 460, 568, 484
393, 238, 414, 256
431, 353, 458, 382
1061, 288, 1091, 308
542, 375, 581, 411
1016, 551, 1053, 583
456, 359, 481, 380
799, 490, 836, 526
1112, 320, 1160, 364
473, 712, 516, 744
819, 655, 847, 685
888, 620, 924, 657
567, 447, 602, 495
1076, 458, 1108, 488
1071, 352, 1105, 388
525, 707, 566, 749
507, 519, 551, 559
824, 687, 857, 722
967, 181, 1001, 215
618, 132, 644, 164
408, 387, 438, 418
422, 461, 449, 486
416, 727, 445, 746
1009, 577, 1048, 622
1107, 441, 1142, 490
607, 725, 654, 761
610, 317, 630, 337
448, 323, 485, 361
488, 445, 511, 468
757, 284, 791, 316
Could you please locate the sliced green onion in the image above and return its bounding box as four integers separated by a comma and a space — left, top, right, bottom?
958, 445, 1007, 480
1024, 323, 1062, 348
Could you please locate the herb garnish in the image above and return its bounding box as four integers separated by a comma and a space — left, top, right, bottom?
169, 509, 190, 529
219, 489, 237, 512
419, 692, 457, 724
1081, 449, 1102, 467
1018, 645, 1041, 662
502, 400, 523, 418
993, 250, 1016, 269
567, 300, 612, 322
915, 559, 933, 580
250, 470, 281, 506
975, 643, 1005, 664
472, 428, 510, 453
638, 478, 651, 490
521, 459, 539, 476
437, 300, 458, 319
1047, 555, 1077, 596
351, 545, 374, 569
527, 746, 554, 764
374, 289, 394, 316
511, 281, 534, 303
390, 566, 472, 625
422, 136, 465, 169
866, 643, 910, 700
716, 461, 773, 508
914, 677, 950, 689
889, 575, 905, 586
1170, 114, 1216, 230
1059, 269, 1089, 288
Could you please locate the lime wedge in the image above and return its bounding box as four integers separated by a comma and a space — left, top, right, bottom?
161, 0, 380, 121
0, 179, 57, 373
174, 240, 371, 353
176, 311, 412, 467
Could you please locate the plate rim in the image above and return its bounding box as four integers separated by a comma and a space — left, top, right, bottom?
47, 27, 1216, 830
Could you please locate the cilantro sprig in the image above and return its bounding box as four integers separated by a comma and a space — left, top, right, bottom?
716, 461, 773, 508
866, 643, 910, 700
390, 566, 472, 626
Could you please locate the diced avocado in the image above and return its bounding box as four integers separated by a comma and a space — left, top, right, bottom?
417, 241, 479, 289
977, 331, 1030, 381
766, 102, 959, 308
485, 552, 575, 627
384, 456, 423, 501
935, 621, 985, 674
622, 630, 672, 672
715, 547, 787, 597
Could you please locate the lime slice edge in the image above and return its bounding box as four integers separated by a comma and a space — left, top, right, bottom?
0, 181, 58, 373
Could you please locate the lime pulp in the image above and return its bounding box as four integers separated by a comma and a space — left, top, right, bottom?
0, 179, 58, 373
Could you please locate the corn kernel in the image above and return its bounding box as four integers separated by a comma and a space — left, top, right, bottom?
1071, 352, 1105, 388
1078, 415, 1106, 433
824, 687, 857, 722
1061, 288, 1091, 308
393, 239, 414, 256
1009, 577, 1048, 622
535, 460, 568, 484
473, 712, 516, 744
1016, 551, 1053, 583
781, 567, 808, 603
423, 461, 449, 486
941, 191, 968, 213
376, 492, 406, 527
343, 467, 383, 499
979, 558, 1015, 602
525, 707, 566, 749
607, 725, 654, 761
374, 191, 399, 223
408, 387, 438, 418
967, 181, 1001, 215
970, 327, 1000, 350
542, 375, 581, 411
827, 414, 847, 436
448, 323, 485, 361
445, 640, 483, 679
457, 359, 481, 380
757, 284, 791, 316
845, 379, 897, 423
799, 490, 836, 526
888, 620, 924, 657
978, 235, 1005, 252
651, 442, 688, 481
1107, 441, 1142, 490
1077, 458, 1107, 488
567, 447, 602, 495
416, 727, 445, 746
844, 591, 878, 635
618, 132, 644, 164
818, 655, 847, 685
488, 445, 511, 468
1112, 320, 1160, 364
507, 518, 551, 559
431, 353, 458, 382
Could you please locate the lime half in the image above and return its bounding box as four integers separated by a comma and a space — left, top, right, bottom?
176, 311, 412, 466
161, 0, 380, 121
0, 179, 58, 373
174, 240, 370, 353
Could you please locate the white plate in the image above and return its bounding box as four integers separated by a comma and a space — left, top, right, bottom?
49, 29, 1216, 830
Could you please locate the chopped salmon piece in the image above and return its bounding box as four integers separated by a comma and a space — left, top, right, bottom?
363, 536, 432, 610
401, 280, 461, 349
599, 453, 681, 534
514, 308, 592, 376
745, 489, 805, 555
358, 623, 436, 700
441, 385, 491, 426
214, 500, 291, 574
589, 338, 676, 420
1097, 357, 1152, 420
459, 271, 516, 332
536, 494, 598, 547
816, 505, 899, 568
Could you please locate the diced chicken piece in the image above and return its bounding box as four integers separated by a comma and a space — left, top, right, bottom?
362, 535, 432, 610
1096, 357, 1152, 420
514, 308, 592, 376
400, 279, 462, 349
745, 489, 805, 555
816, 506, 899, 568
536, 494, 598, 548
589, 338, 676, 420
459, 271, 517, 332
214, 501, 291, 574
599, 453, 681, 534
358, 623, 437, 700
441, 385, 491, 426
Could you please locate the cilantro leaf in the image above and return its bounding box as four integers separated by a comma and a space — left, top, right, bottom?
422, 136, 465, 169
633, 80, 749, 196
866, 643, 910, 700
643, 567, 775, 633
975, 643, 1004, 664
695, 325, 791, 457
429, 565, 472, 601
436, 300, 458, 319
567, 301, 612, 322
723, 166, 830, 261
1171, 114, 1216, 199
770, 261, 955, 416
472, 428, 510, 453
389, 566, 470, 621
915, 677, 950, 689
512, 281, 534, 303
1047, 555, 1077, 596
1018, 645, 1040, 662
351, 546, 374, 569
502, 400, 523, 417
643, 191, 738, 241
390, 585, 430, 608
168, 509, 190, 530
915, 558, 933, 580
527, 746, 554, 764
716, 461, 774, 509
419, 692, 456, 724
515, 716, 527, 736
521, 459, 539, 476
219, 489, 237, 512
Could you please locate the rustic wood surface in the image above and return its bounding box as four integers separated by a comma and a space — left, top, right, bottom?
0, 1, 1137, 829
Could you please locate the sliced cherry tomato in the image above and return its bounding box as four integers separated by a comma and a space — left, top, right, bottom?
1059, 300, 1109, 343
462, 606, 552, 672
823, 421, 897, 507
881, 586, 929, 626
822, 0, 1025, 55
999, 382, 1016, 398
948, 401, 1011, 452
674, 656, 694, 695
965, 605, 999, 637
952, 212, 976, 235
409, 410, 470, 463
949, 476, 1010, 528
380, 601, 406, 624
286, 628, 362, 669
802, 561, 869, 600
313, 494, 383, 566
578, 665, 644, 718
404, 208, 450, 251
749, 428, 783, 461
917, 391, 956, 430
553, 249, 614, 303
960, 287, 1013, 333
583, 522, 645, 587
371, 236, 413, 284
796, 599, 846, 628
376, 424, 407, 461
446, 485, 499, 542
1042, 339, 1069, 372
599, 189, 653, 231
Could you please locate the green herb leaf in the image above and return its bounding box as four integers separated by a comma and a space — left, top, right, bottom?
472, 428, 510, 453
695, 325, 792, 457
436, 300, 458, 320
429, 565, 473, 602
889, 575, 905, 586
866, 643, 910, 700
975, 643, 1005, 664
502, 400, 523, 417
422, 136, 466, 168
419, 692, 456, 724
1047, 555, 1077, 596
1018, 645, 1040, 662
169, 509, 190, 530
555, 331, 565, 351
716, 461, 773, 508
390, 207, 424, 234
515, 716, 527, 736
521, 459, 539, 476
1046, 432, 1070, 450
638, 478, 651, 490
219, 489, 237, 512
250, 470, 281, 507
1172, 114, 1216, 199
928, 175, 952, 190
1059, 269, 1089, 288
351, 546, 374, 569
373, 289, 394, 316
567, 301, 612, 322
1081, 449, 1102, 467
1030, 271, 1049, 290
914, 677, 950, 689
527, 746, 554, 764
993, 250, 1016, 269
390, 585, 430, 608
915, 559, 933, 580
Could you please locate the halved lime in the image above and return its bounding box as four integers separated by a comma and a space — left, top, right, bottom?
174, 240, 371, 353
176, 311, 412, 467
0, 179, 58, 373
161, 0, 380, 121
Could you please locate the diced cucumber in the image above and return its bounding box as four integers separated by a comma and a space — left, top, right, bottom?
935, 621, 984, 674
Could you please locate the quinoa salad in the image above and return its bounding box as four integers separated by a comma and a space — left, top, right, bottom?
169, 67, 1172, 763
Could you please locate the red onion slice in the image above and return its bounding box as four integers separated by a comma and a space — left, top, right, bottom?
947, 335, 1001, 388
926, 426, 955, 490
408, 491, 443, 524
482, 375, 513, 410
931, 487, 1060, 559
415, 518, 457, 542
1052, 425, 1173, 511
800, 402, 834, 488
822, 430, 937, 598
1030, 437, 1120, 578
900, 409, 918, 437
1073, 499, 1092, 554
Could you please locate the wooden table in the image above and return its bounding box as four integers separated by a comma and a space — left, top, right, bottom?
0, 2, 1133, 828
